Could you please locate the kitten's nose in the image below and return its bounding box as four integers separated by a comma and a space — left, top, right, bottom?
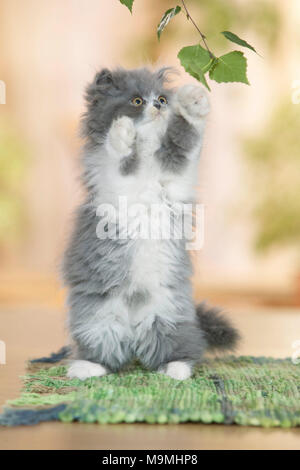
153, 100, 161, 110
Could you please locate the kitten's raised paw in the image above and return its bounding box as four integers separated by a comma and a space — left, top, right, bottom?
177, 85, 210, 120
159, 361, 192, 380
108, 116, 136, 156
67, 360, 108, 380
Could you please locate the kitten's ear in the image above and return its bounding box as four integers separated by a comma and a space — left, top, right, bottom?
85, 69, 115, 105
155, 67, 178, 85
94, 69, 114, 87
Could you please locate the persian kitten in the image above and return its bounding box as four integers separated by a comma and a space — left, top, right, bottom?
63, 67, 239, 381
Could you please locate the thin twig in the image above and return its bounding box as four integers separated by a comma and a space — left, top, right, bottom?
181, 0, 215, 58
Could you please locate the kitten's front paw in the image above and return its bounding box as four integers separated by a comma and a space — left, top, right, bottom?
176, 85, 210, 120
108, 116, 136, 156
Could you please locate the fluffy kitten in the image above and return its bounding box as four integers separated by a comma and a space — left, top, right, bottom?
63, 67, 239, 381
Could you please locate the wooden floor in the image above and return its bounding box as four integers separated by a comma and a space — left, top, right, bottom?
0, 304, 300, 450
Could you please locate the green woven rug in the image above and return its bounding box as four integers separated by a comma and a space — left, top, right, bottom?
0, 351, 299, 427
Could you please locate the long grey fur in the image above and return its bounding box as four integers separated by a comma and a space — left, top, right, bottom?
62, 67, 240, 377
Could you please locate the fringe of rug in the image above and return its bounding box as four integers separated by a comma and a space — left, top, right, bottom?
0, 347, 72, 426
0, 404, 67, 426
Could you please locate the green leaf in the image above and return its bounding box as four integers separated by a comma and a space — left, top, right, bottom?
221, 31, 257, 54
157, 6, 181, 40
184, 65, 211, 91
209, 51, 249, 85
178, 45, 214, 91
119, 0, 134, 13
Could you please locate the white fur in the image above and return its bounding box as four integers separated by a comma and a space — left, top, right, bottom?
67, 360, 108, 380
81, 85, 210, 375
106, 115, 136, 157
98, 86, 208, 319
94, 86, 209, 210
175, 84, 210, 123
160, 361, 192, 380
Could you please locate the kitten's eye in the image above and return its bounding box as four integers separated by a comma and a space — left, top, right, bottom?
158, 96, 167, 105
132, 97, 143, 106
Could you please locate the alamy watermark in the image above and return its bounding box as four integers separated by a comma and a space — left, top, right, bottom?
291, 80, 300, 104
0, 340, 6, 365
0, 80, 6, 104
95, 196, 205, 250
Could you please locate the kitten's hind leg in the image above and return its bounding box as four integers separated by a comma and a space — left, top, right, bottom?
158, 361, 192, 381
67, 360, 109, 380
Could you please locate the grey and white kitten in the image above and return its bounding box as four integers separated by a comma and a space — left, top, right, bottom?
63, 67, 239, 381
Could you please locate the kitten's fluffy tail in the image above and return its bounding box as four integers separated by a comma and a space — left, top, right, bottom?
196, 303, 240, 352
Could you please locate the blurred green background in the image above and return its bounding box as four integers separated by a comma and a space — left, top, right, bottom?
0, 0, 300, 307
